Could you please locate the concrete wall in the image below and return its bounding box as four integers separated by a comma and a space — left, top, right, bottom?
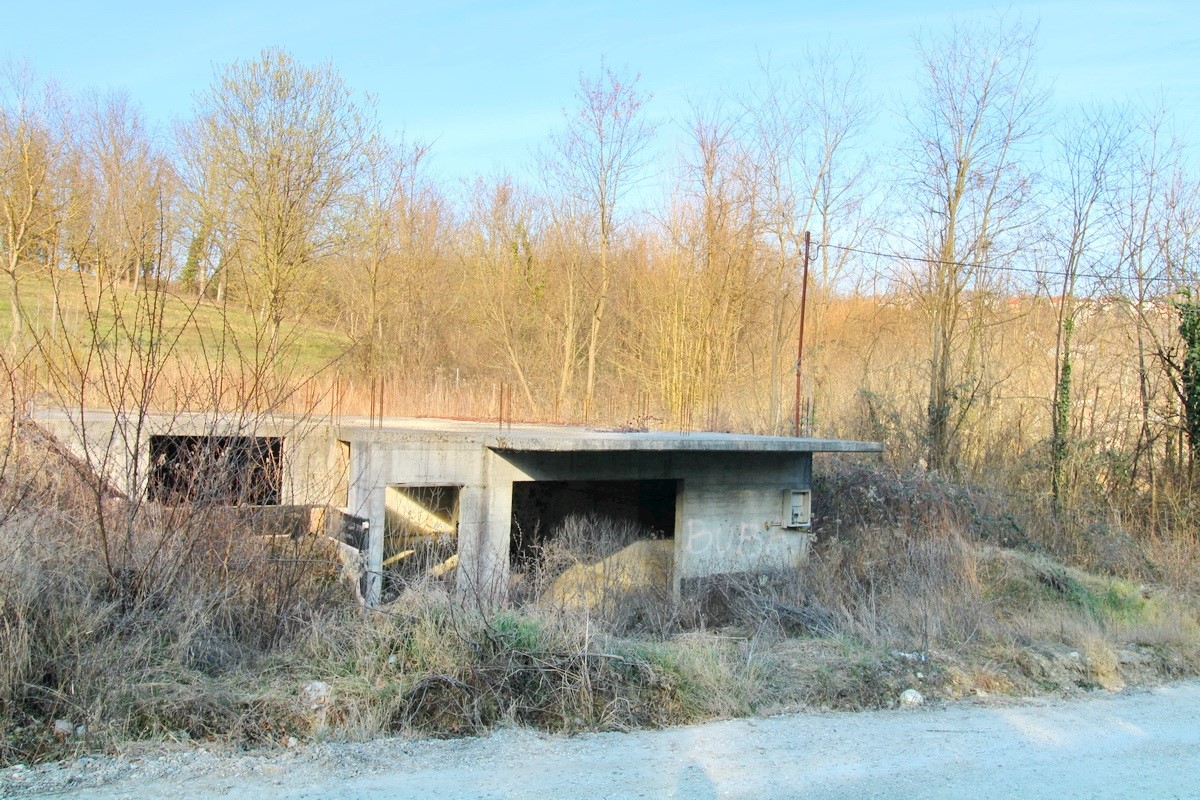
497, 450, 813, 596
33, 410, 339, 507
36, 412, 831, 606
342, 434, 495, 605
337, 439, 818, 604
669, 452, 813, 589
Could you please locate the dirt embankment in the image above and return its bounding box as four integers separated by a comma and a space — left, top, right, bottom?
5, 680, 1200, 800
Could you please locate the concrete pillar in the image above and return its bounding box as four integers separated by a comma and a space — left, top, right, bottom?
672, 480, 687, 599
455, 485, 484, 600
346, 439, 387, 608
456, 452, 513, 605
456, 483, 513, 604
364, 484, 386, 607
479, 479, 513, 599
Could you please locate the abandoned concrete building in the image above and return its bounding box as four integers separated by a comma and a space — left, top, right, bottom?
33, 409, 883, 606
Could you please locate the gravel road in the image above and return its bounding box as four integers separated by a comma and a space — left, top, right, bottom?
5, 681, 1200, 799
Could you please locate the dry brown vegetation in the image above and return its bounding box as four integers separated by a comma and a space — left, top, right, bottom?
2, 416, 1198, 765
3, 13, 1200, 768
5, 21, 1200, 510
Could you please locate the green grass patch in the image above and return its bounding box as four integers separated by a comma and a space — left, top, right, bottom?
488, 611, 544, 653
1080, 578, 1159, 626
3, 274, 352, 376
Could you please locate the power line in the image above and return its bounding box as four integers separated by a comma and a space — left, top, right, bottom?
824, 242, 1188, 288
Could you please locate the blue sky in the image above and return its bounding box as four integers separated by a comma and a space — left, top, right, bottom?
5, 1, 1199, 181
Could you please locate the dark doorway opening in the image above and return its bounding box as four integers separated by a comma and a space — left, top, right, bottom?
382, 485, 460, 600
509, 479, 677, 566
148, 435, 283, 505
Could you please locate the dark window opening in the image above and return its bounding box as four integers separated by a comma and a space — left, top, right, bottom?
148, 435, 282, 506
509, 479, 677, 567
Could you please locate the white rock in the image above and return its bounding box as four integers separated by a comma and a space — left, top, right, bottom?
302, 680, 332, 709
900, 689, 924, 707
52, 720, 74, 739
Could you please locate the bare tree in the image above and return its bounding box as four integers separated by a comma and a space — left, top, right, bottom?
1157, 167, 1200, 478
0, 62, 72, 340
544, 60, 655, 410
903, 15, 1046, 472
466, 176, 545, 410
339, 133, 439, 375
744, 48, 876, 433
176, 144, 235, 303
1046, 105, 1127, 514
71, 90, 175, 293
179, 49, 367, 351
1108, 105, 1181, 507
643, 103, 760, 424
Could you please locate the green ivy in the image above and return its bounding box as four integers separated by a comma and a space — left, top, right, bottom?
1051, 317, 1073, 513
1175, 290, 1200, 468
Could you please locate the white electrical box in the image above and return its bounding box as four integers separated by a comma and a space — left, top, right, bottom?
784, 489, 811, 528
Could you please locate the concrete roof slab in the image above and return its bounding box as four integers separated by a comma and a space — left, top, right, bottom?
31, 409, 884, 455
334, 417, 883, 454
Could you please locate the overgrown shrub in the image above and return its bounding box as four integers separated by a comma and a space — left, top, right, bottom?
0, 424, 351, 763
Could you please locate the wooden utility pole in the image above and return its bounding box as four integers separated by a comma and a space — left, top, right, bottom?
794, 231, 812, 437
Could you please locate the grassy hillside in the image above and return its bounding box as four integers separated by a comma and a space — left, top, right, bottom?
1, 275, 352, 377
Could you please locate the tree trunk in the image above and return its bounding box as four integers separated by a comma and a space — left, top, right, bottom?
8, 275, 23, 340
584, 241, 610, 408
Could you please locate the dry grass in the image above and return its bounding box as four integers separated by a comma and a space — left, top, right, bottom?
0, 422, 348, 761
516, 514, 677, 634
3, 431, 1200, 766
0, 447, 755, 761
